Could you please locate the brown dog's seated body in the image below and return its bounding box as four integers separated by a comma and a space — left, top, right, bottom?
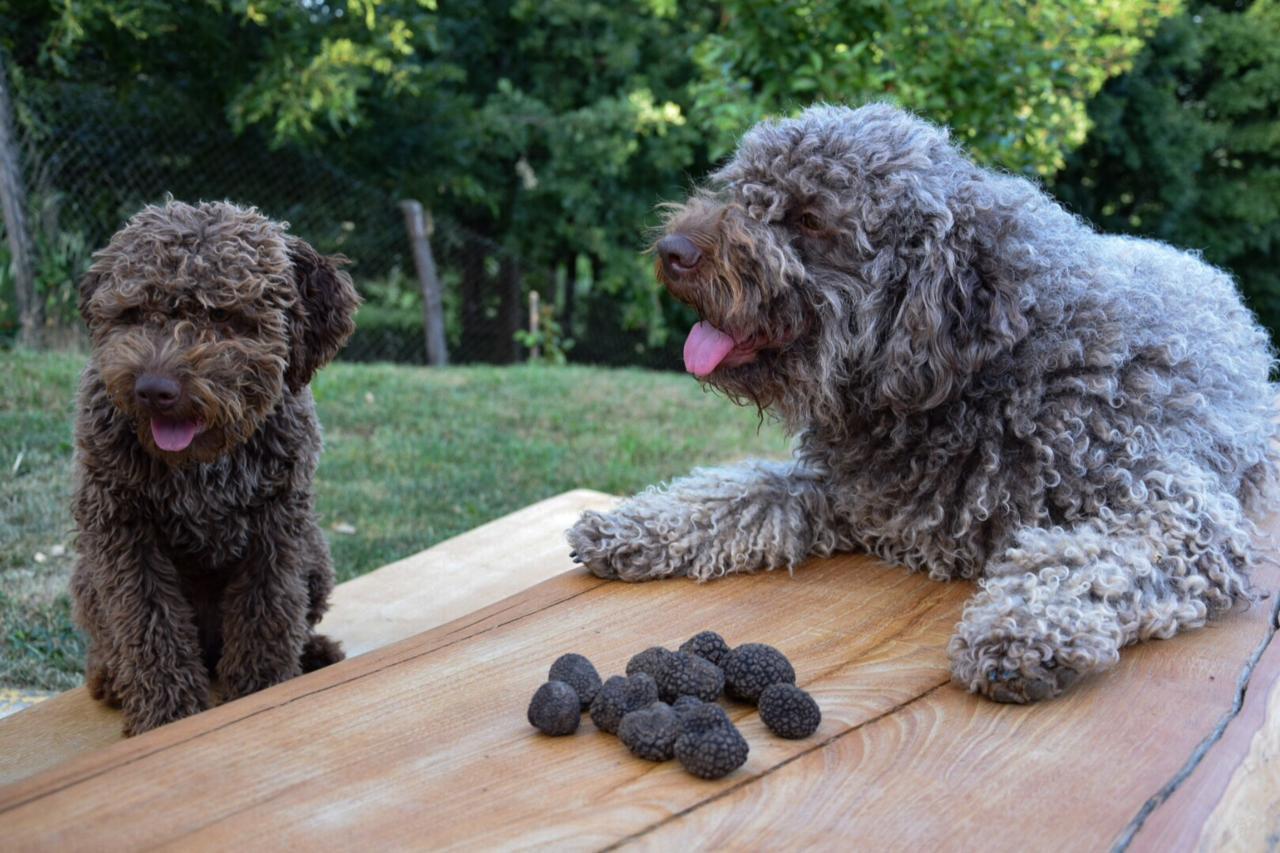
71, 200, 360, 735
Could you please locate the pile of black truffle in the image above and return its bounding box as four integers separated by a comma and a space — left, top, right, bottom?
526, 630, 821, 780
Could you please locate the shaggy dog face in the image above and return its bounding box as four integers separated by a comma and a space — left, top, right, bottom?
571, 103, 1278, 704
657, 104, 1026, 428
80, 202, 354, 465
71, 200, 359, 735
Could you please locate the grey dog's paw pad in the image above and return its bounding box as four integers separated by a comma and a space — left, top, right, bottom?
566, 512, 668, 580
983, 664, 1080, 704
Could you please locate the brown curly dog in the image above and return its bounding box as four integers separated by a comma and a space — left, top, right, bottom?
70, 200, 360, 735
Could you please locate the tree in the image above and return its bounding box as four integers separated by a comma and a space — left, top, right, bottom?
689, 0, 1176, 175
0, 53, 39, 345
2, 0, 1198, 362
1053, 0, 1280, 339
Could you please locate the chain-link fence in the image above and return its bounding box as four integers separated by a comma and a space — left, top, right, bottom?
1, 77, 528, 365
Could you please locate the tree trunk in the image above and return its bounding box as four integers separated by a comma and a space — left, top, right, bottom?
0, 54, 40, 347
398, 200, 448, 366
559, 257, 575, 340
459, 237, 489, 363
497, 254, 522, 363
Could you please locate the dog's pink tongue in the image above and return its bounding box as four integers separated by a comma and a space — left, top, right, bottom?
683, 322, 736, 377
151, 417, 200, 452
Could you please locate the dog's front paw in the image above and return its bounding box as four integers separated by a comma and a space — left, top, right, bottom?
300, 633, 345, 673
976, 657, 1082, 704
121, 677, 210, 736
566, 510, 688, 582
218, 654, 303, 702
86, 658, 123, 709
949, 635, 1089, 704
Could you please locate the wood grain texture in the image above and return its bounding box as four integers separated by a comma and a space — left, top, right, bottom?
630, 573, 1277, 852
1202, 666, 1280, 851
318, 488, 619, 659
0, 533, 1275, 851
1128, 587, 1280, 853
0, 489, 617, 787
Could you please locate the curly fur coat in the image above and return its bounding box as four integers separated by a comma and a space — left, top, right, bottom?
568, 103, 1279, 703
71, 200, 358, 734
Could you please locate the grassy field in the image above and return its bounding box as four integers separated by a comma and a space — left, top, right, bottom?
0, 348, 789, 690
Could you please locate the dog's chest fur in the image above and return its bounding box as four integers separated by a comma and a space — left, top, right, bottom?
804, 403, 1030, 580
76, 377, 322, 571
150, 411, 318, 565
143, 440, 310, 564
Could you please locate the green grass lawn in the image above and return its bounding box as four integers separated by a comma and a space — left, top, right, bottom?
0, 348, 789, 690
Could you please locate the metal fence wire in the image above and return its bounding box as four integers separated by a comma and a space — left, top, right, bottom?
1, 77, 527, 365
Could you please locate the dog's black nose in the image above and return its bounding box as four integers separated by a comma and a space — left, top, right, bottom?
657, 234, 702, 277
135, 374, 181, 411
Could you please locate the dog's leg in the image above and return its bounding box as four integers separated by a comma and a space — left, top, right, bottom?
70, 566, 122, 707
566, 459, 844, 581
74, 526, 210, 735
216, 507, 312, 701
300, 524, 345, 672
301, 524, 336, 627
950, 462, 1255, 702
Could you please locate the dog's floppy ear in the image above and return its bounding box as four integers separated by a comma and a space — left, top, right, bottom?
876, 177, 1029, 412
77, 269, 104, 323
285, 236, 361, 393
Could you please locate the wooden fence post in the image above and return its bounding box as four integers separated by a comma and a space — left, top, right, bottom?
399, 200, 448, 367
0, 53, 40, 347
528, 290, 540, 361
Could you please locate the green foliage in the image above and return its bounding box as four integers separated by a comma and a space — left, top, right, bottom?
30, 211, 90, 328
342, 302, 426, 363
690, 0, 1178, 174
226, 0, 455, 145
14, 0, 447, 144
1053, 0, 1280, 339
515, 300, 574, 365
0, 198, 91, 339
3, 0, 1230, 361
427, 0, 711, 350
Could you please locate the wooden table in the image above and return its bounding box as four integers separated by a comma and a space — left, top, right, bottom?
0, 493, 1276, 850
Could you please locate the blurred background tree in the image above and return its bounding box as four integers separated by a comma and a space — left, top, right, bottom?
2, 0, 1276, 362
1052, 0, 1280, 337
689, 0, 1175, 173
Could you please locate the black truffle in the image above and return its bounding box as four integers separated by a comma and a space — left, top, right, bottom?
723, 643, 796, 703
679, 630, 731, 668
677, 700, 734, 736
548, 653, 602, 709
758, 683, 821, 739
527, 680, 581, 736
671, 694, 705, 721
674, 707, 749, 779
680, 696, 732, 732
617, 702, 680, 761
589, 672, 659, 734
656, 651, 724, 702
626, 646, 676, 682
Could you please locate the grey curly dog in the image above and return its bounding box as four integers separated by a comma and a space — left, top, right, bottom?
567, 103, 1279, 703
71, 200, 359, 735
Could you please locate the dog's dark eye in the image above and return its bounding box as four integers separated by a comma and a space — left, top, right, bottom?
209, 308, 231, 323
799, 212, 824, 232
118, 308, 142, 325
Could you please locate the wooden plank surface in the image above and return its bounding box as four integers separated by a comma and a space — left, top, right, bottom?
1, 521, 1275, 850
318, 488, 619, 659
1128, 589, 1280, 853
0, 489, 618, 786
